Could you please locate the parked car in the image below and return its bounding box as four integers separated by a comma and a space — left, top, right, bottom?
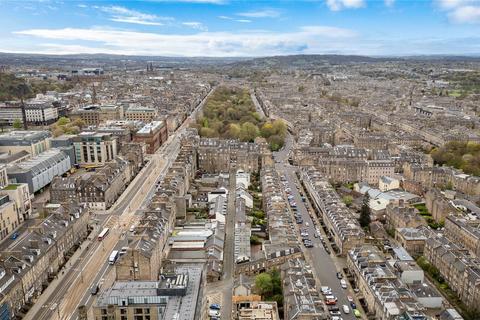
90, 284, 99, 295
350, 302, 357, 309
336, 272, 343, 279
340, 279, 347, 289
209, 304, 221, 310
347, 296, 354, 303
354, 309, 362, 318
342, 305, 350, 314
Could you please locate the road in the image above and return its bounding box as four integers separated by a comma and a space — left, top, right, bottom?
220, 168, 236, 320
274, 134, 357, 320
25, 87, 215, 320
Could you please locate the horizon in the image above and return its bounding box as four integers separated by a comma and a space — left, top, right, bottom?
1, 0, 480, 57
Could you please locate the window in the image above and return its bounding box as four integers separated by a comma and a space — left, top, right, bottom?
134, 308, 143, 314
120, 308, 127, 314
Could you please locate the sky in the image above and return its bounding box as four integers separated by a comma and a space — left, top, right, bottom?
0, 0, 479, 57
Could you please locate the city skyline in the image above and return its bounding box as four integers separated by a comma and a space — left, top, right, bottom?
0, 0, 480, 57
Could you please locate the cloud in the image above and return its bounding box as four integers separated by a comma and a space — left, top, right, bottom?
449, 5, 480, 22
182, 21, 208, 31
99, 5, 172, 26
218, 16, 252, 22
325, 0, 365, 11
237, 9, 281, 18
12, 25, 357, 57
77, 4, 87, 8
384, 0, 395, 7
435, 0, 480, 23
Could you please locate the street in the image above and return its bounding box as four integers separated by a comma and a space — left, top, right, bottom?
274, 134, 357, 320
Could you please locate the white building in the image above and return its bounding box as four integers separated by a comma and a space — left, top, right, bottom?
236, 169, 251, 189
24, 100, 59, 125
379, 176, 400, 192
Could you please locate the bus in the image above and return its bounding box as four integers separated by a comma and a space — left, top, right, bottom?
98, 228, 110, 241
108, 250, 119, 265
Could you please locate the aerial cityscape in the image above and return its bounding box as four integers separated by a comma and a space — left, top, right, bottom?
0, 1, 479, 320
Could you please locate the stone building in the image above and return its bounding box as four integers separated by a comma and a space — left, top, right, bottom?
133, 121, 168, 154
444, 215, 480, 258
0, 201, 89, 318
197, 138, 260, 174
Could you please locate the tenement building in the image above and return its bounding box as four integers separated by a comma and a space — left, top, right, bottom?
302, 168, 364, 254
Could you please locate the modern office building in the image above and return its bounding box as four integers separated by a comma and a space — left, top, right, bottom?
0, 130, 51, 157
6, 148, 71, 193
73, 132, 118, 167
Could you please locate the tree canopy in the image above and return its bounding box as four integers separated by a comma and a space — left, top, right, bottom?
195, 86, 287, 150
431, 141, 480, 176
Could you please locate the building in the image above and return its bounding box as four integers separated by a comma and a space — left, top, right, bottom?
124, 106, 157, 122
0, 102, 24, 126
424, 234, 480, 310
367, 160, 396, 185
115, 210, 170, 281
0, 183, 32, 220
133, 121, 168, 154
0, 201, 89, 318
0, 165, 7, 188
6, 148, 71, 193
93, 265, 201, 320
385, 203, 426, 231
302, 168, 364, 254
77, 158, 131, 210
234, 198, 251, 263
73, 132, 118, 167
50, 134, 77, 166
197, 138, 260, 174
24, 100, 58, 125
444, 215, 480, 258
0, 195, 21, 240
395, 227, 430, 257
347, 245, 427, 319
379, 176, 400, 192
282, 257, 326, 320
0, 130, 51, 157
70, 104, 123, 126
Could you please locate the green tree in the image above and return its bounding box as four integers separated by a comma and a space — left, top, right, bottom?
239, 122, 259, 142
359, 193, 371, 228
199, 127, 217, 138
12, 119, 23, 129
272, 119, 287, 136
255, 273, 273, 296
56, 117, 70, 126
267, 134, 284, 151
260, 122, 275, 138
342, 195, 353, 207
